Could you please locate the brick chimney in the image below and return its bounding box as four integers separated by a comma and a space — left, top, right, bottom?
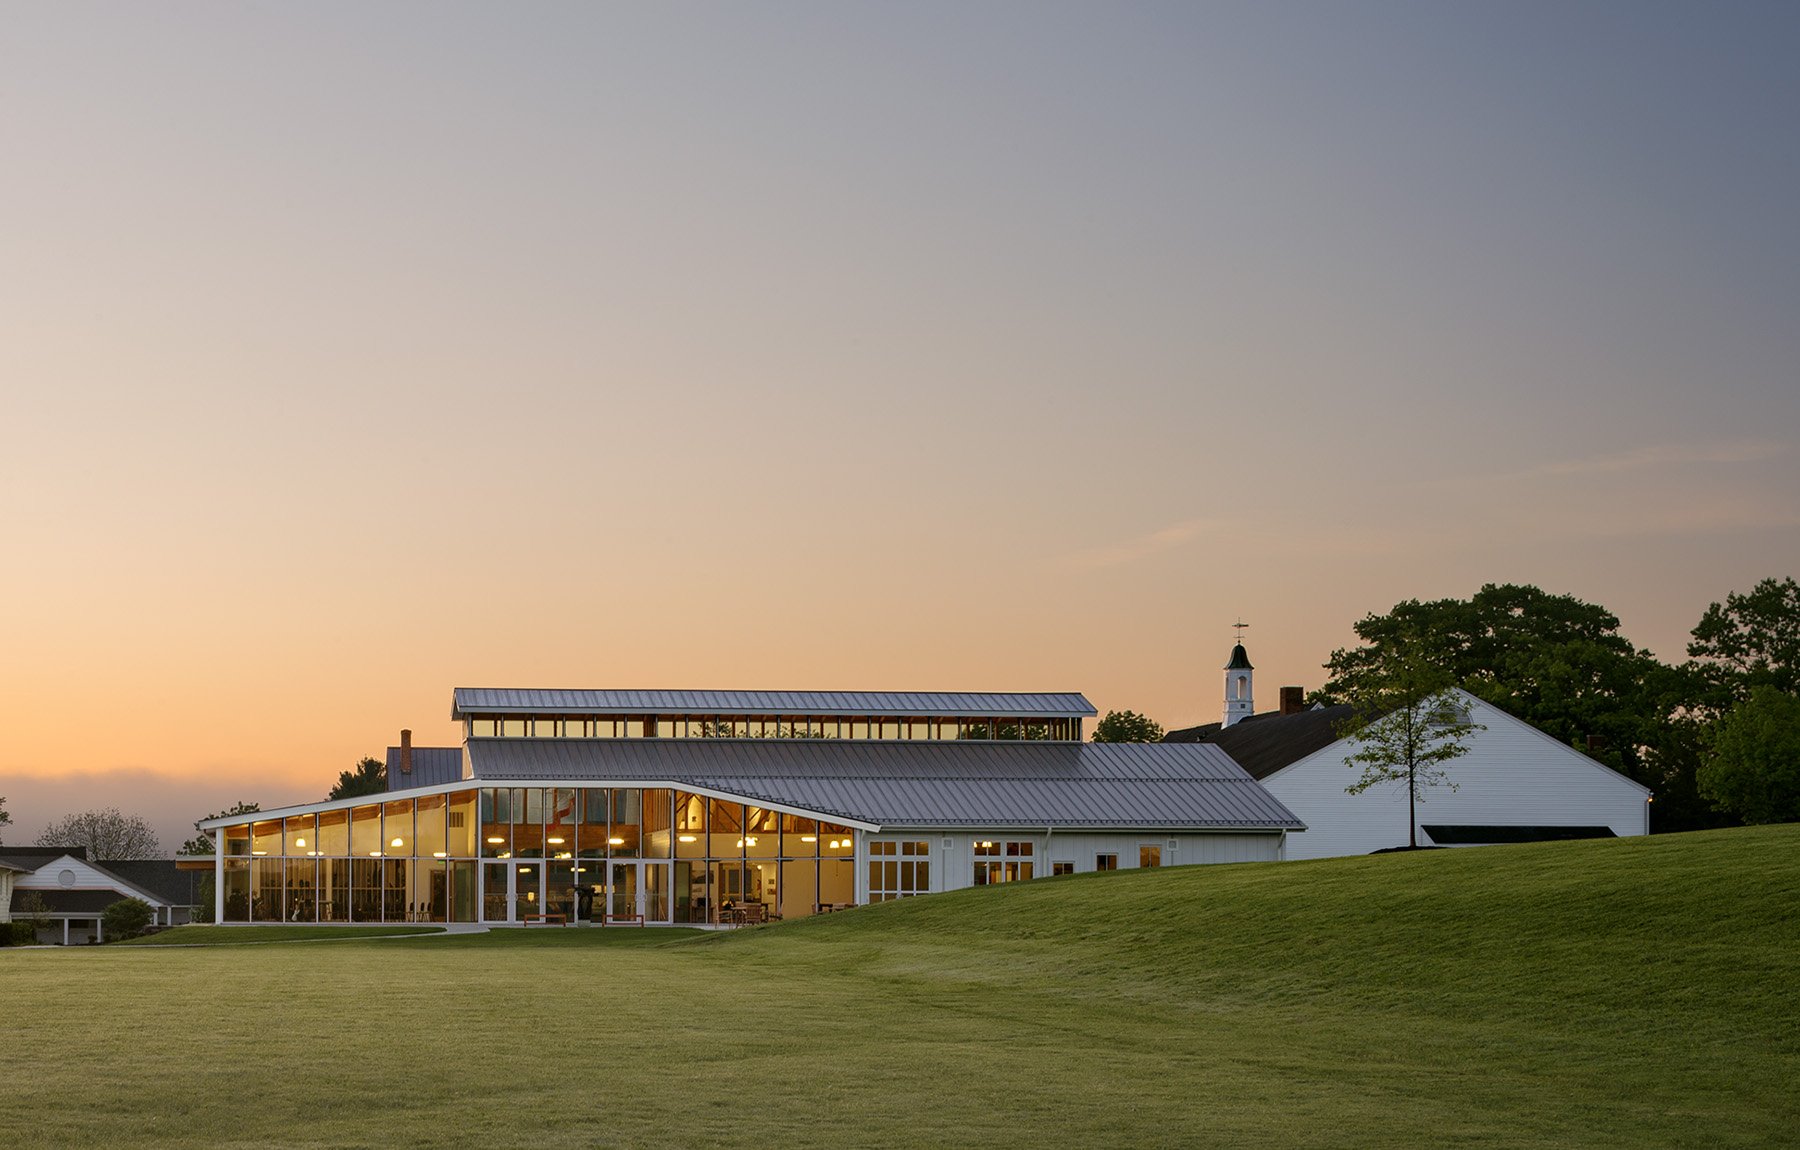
1279, 686, 1305, 715
400, 729, 413, 776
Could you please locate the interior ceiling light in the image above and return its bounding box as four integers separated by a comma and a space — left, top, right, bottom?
678, 835, 698, 843
295, 838, 306, 847
608, 837, 625, 846
801, 835, 817, 843
433, 852, 447, 859
486, 837, 504, 844
547, 837, 565, 845
390, 838, 404, 847
369, 851, 382, 858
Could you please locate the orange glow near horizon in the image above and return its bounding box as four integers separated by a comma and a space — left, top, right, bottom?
0, 7, 1795, 854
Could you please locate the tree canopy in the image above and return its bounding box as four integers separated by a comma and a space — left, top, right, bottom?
0, 795, 11, 846
1091, 710, 1165, 743
1687, 576, 1800, 703
179, 801, 261, 857
37, 807, 161, 859
1321, 583, 1674, 784
328, 757, 387, 801
1335, 657, 1484, 849
1697, 686, 1800, 825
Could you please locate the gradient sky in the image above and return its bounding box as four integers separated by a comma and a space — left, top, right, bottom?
3, 2, 1797, 854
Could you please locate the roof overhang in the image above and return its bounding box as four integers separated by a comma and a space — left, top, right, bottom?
198, 777, 880, 833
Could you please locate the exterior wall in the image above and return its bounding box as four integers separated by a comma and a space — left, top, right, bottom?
872, 830, 1284, 897
15, 856, 127, 893
1262, 695, 1652, 861
0, 870, 13, 923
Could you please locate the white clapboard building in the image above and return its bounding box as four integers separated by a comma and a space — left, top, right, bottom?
1165, 644, 1652, 860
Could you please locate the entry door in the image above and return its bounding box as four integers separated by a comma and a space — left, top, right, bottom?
483, 862, 512, 922
607, 861, 672, 924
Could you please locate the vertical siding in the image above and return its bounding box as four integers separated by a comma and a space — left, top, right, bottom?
1264, 697, 1651, 861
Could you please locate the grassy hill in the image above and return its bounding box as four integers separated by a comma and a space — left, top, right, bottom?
4, 826, 1796, 1147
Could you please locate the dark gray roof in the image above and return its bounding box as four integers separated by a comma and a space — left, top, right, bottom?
386, 746, 465, 791
10, 889, 133, 915
0, 846, 88, 868
1163, 705, 1352, 780
94, 860, 204, 907
1226, 643, 1253, 670
464, 738, 1303, 831
453, 688, 1096, 720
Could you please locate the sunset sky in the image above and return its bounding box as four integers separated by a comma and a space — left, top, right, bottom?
3, 3, 1797, 853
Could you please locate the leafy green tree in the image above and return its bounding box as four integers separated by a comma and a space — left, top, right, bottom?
37, 807, 160, 858
1687, 576, 1800, 703
1697, 687, 1800, 824
101, 897, 154, 940
16, 890, 51, 934
1092, 710, 1164, 742
179, 801, 261, 857
1319, 583, 1704, 825
1338, 658, 1484, 849
179, 801, 260, 923
328, 757, 387, 801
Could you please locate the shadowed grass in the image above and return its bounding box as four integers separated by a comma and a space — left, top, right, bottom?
116, 924, 446, 945
2, 825, 1794, 1148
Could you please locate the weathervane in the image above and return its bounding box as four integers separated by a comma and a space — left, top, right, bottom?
1232, 618, 1249, 643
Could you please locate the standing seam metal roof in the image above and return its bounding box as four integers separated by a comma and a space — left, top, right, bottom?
453, 688, 1096, 718
463, 739, 1304, 830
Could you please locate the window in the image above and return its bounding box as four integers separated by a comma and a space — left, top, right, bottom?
1052, 861, 1074, 877
868, 840, 930, 902
1139, 845, 1162, 868
974, 840, 1035, 885
1095, 853, 1118, 871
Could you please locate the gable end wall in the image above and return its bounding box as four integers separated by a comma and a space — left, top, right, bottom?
1261, 695, 1650, 861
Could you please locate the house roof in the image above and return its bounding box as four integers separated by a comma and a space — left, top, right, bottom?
1163, 705, 1353, 780
0, 845, 90, 868
464, 738, 1305, 831
94, 860, 205, 907
10, 889, 133, 916
453, 688, 1097, 720
386, 746, 465, 791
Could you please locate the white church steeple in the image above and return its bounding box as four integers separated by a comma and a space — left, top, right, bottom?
1223, 621, 1254, 727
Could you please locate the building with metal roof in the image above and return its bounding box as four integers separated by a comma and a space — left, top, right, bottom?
198, 686, 1303, 928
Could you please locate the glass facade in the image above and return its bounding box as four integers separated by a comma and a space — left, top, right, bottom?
217, 785, 857, 926
465, 714, 1082, 741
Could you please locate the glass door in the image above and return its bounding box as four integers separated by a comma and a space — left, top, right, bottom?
515, 861, 542, 918
547, 860, 576, 921
604, 861, 673, 924
609, 862, 639, 922
483, 862, 511, 922
642, 861, 670, 923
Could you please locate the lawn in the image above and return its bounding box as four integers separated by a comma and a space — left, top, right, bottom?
3, 825, 1796, 1148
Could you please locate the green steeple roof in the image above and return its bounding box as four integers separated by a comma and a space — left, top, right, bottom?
1225, 643, 1253, 670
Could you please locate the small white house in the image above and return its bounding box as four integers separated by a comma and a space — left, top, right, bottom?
2, 848, 200, 944
1166, 647, 1652, 860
